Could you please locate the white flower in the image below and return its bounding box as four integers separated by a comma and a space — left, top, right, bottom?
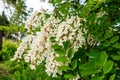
10, 58, 16, 61
24, 56, 30, 63
30, 64, 36, 70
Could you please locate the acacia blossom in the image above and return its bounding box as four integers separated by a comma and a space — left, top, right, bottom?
12, 10, 85, 79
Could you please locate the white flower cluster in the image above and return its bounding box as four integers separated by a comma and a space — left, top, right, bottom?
44, 50, 62, 77
11, 35, 35, 62
55, 16, 85, 51
25, 11, 49, 32
12, 11, 85, 78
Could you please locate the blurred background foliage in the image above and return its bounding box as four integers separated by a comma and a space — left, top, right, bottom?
0, 39, 18, 61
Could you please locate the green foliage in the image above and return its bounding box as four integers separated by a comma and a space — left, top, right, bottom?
51, 41, 79, 79
0, 39, 18, 61
0, 60, 58, 80
50, 1, 120, 79
0, 25, 25, 38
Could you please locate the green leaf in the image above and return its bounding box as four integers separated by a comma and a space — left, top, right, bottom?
103, 60, 113, 74
64, 74, 75, 79
103, 41, 110, 47
79, 63, 96, 70
109, 74, 116, 80
117, 51, 120, 55
111, 55, 120, 60
86, 49, 99, 58
99, 37, 105, 42
80, 69, 99, 76
50, 37, 56, 42
68, 48, 74, 59
63, 40, 71, 50
71, 59, 77, 69
104, 30, 110, 40
91, 76, 103, 80
41, 20, 44, 26
55, 57, 69, 62
54, 48, 66, 56
51, 43, 60, 49
37, 77, 42, 80
59, 66, 71, 71
113, 43, 120, 49
93, 33, 101, 38
110, 36, 119, 43
94, 51, 108, 66
35, 27, 40, 32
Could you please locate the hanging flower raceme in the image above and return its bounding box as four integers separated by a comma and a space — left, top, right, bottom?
11, 10, 86, 78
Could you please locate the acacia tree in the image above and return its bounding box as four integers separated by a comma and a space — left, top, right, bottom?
10, 0, 120, 80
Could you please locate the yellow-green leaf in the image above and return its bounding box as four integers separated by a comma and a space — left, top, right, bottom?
59, 66, 71, 71
71, 59, 77, 69
79, 63, 96, 70
109, 74, 116, 80
113, 43, 120, 49
68, 48, 74, 59
94, 51, 108, 66
54, 48, 66, 56
80, 69, 99, 76
63, 40, 71, 50
64, 74, 75, 79
110, 36, 119, 43
103, 60, 113, 74
91, 76, 104, 80
55, 57, 69, 62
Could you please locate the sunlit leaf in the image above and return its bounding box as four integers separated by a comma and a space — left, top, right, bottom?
64, 74, 75, 79
54, 48, 66, 56
113, 43, 120, 49
103, 60, 113, 74
63, 40, 71, 50
51, 43, 60, 49
80, 69, 99, 76
110, 36, 119, 43
111, 55, 120, 60
59, 66, 71, 71
68, 48, 74, 59
55, 57, 69, 62
109, 74, 116, 80
71, 59, 77, 69
79, 62, 96, 70
91, 76, 104, 80
103, 41, 110, 47
94, 51, 108, 66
